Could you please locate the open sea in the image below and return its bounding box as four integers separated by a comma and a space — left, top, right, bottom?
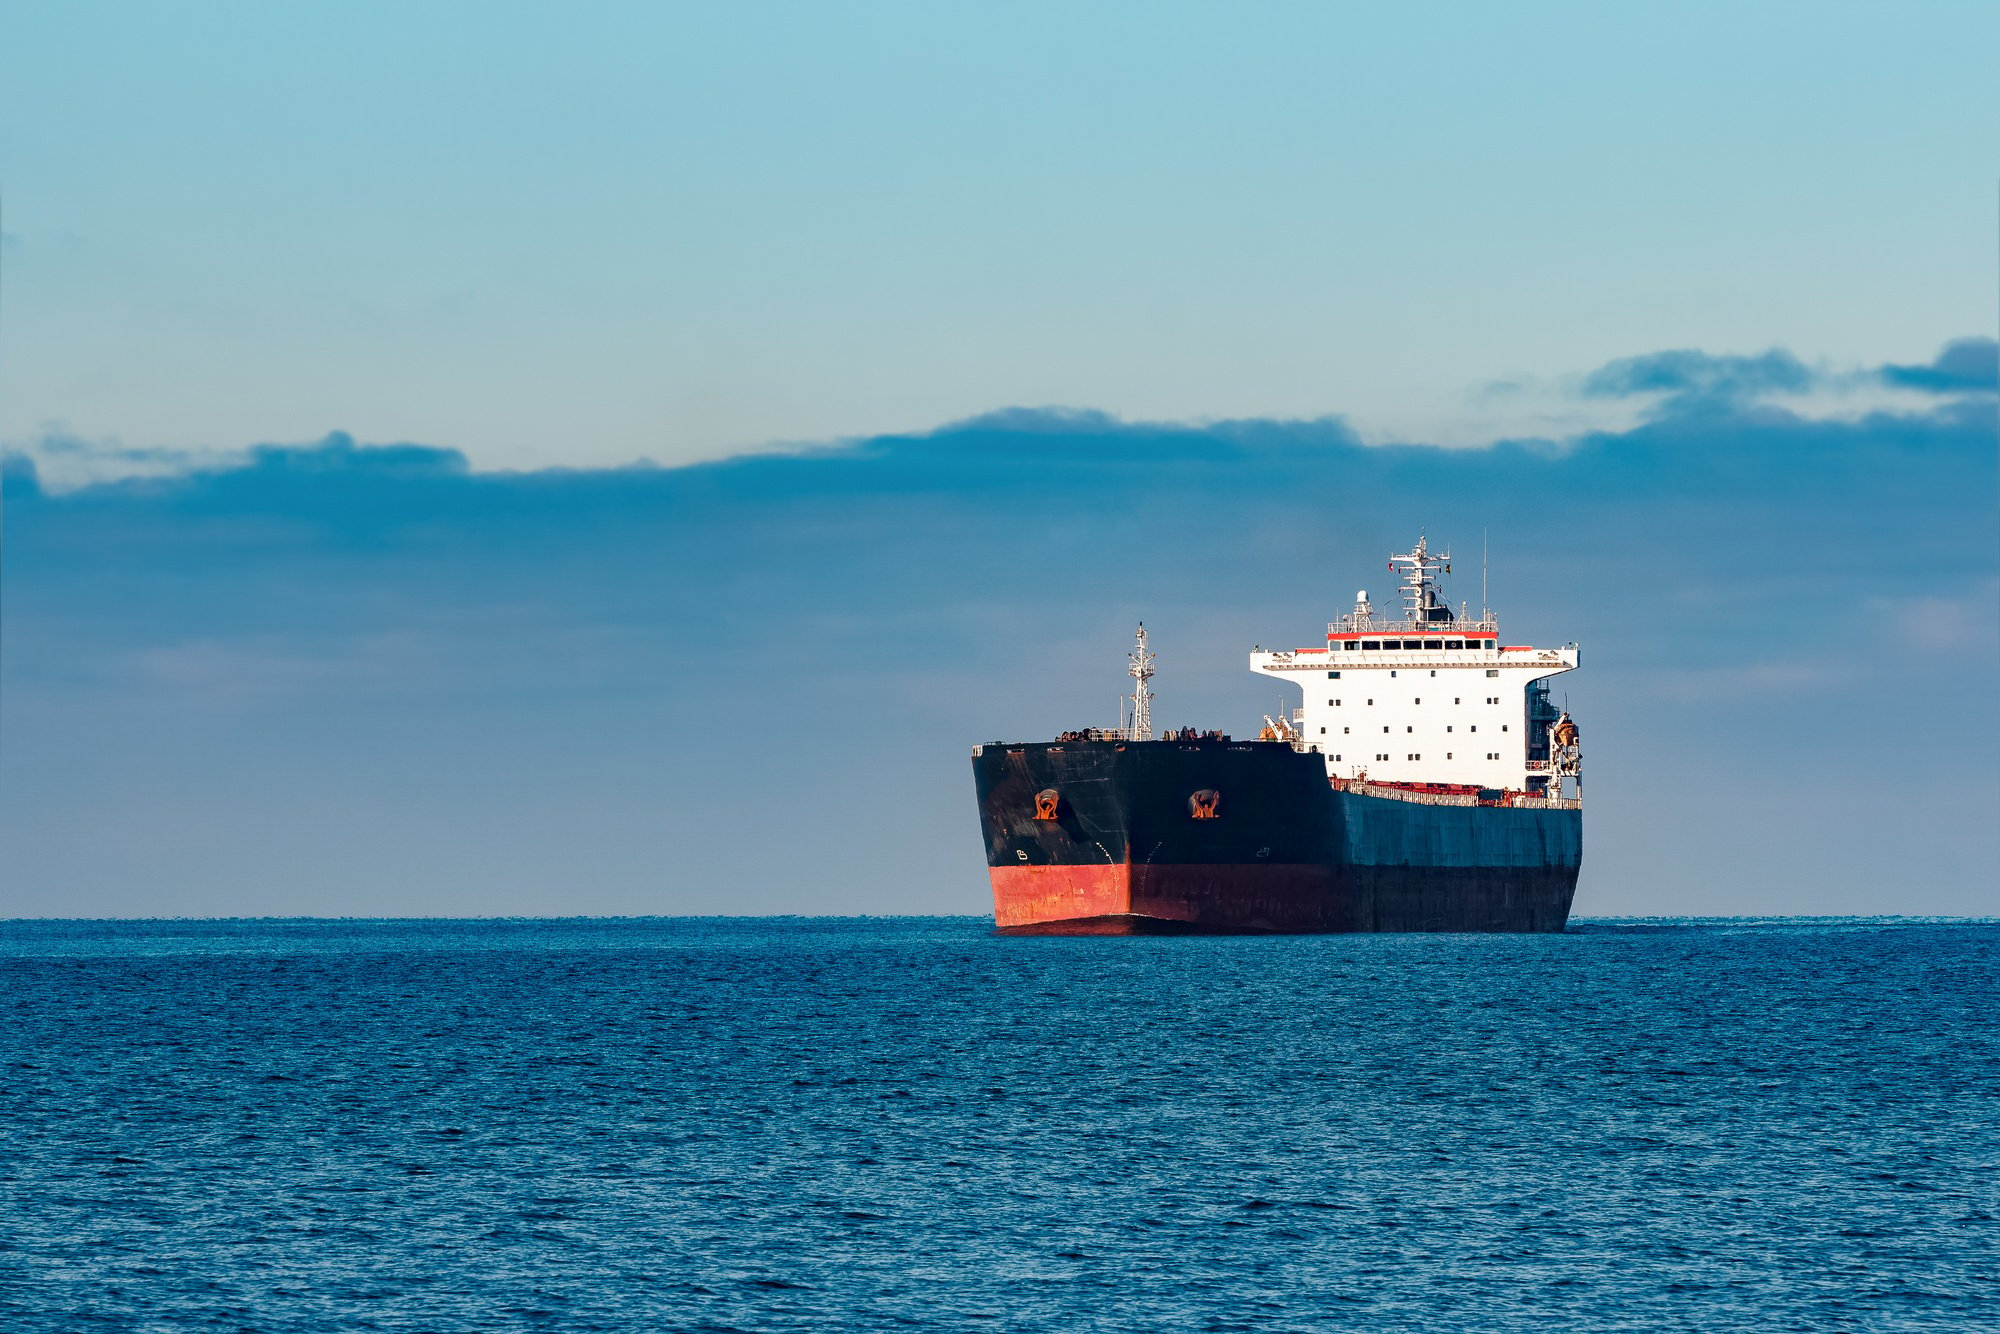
1, 917, 1994, 1332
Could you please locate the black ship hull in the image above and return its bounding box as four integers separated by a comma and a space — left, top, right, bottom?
973, 738, 1580, 934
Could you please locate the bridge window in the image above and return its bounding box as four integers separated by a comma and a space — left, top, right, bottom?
1446, 640, 1463, 650
1343, 641, 1358, 651
1362, 640, 1381, 650
1425, 639, 1442, 650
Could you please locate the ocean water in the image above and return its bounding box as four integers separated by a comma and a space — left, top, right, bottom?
1, 918, 1994, 1333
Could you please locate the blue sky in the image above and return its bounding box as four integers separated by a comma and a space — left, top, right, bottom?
1, 4, 1997, 916
3, 2, 1998, 468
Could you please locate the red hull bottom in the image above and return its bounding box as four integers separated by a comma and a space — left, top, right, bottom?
991, 862, 1346, 934
988, 862, 1574, 934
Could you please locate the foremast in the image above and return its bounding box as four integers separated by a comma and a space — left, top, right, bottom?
1124, 623, 1156, 741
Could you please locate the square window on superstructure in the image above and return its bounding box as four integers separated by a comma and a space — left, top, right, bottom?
1454, 697, 1461, 704
1446, 725, 1452, 732
1485, 669, 1499, 677
1470, 725, 1477, 732
1343, 727, 1349, 734
1502, 725, 1509, 732
1328, 671, 1341, 678
1390, 670, 1398, 678
1319, 727, 1326, 735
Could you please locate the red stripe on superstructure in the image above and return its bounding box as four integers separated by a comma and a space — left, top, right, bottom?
1323, 631, 1501, 642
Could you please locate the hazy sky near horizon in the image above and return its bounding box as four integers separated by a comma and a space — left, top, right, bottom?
3, 1, 1998, 470
5, 340, 1996, 917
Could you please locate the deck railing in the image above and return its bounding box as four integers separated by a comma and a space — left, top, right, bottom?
1341, 781, 1580, 810
1327, 617, 1500, 637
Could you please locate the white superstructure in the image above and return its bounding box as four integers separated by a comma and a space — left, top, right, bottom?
1251, 536, 1582, 798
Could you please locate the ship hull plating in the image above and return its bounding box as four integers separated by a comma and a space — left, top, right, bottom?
974, 739, 1579, 934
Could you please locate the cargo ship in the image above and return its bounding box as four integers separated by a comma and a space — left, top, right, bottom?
970, 537, 1583, 933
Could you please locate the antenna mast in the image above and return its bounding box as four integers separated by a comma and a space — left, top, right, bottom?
1126, 623, 1155, 740
1388, 534, 1452, 623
